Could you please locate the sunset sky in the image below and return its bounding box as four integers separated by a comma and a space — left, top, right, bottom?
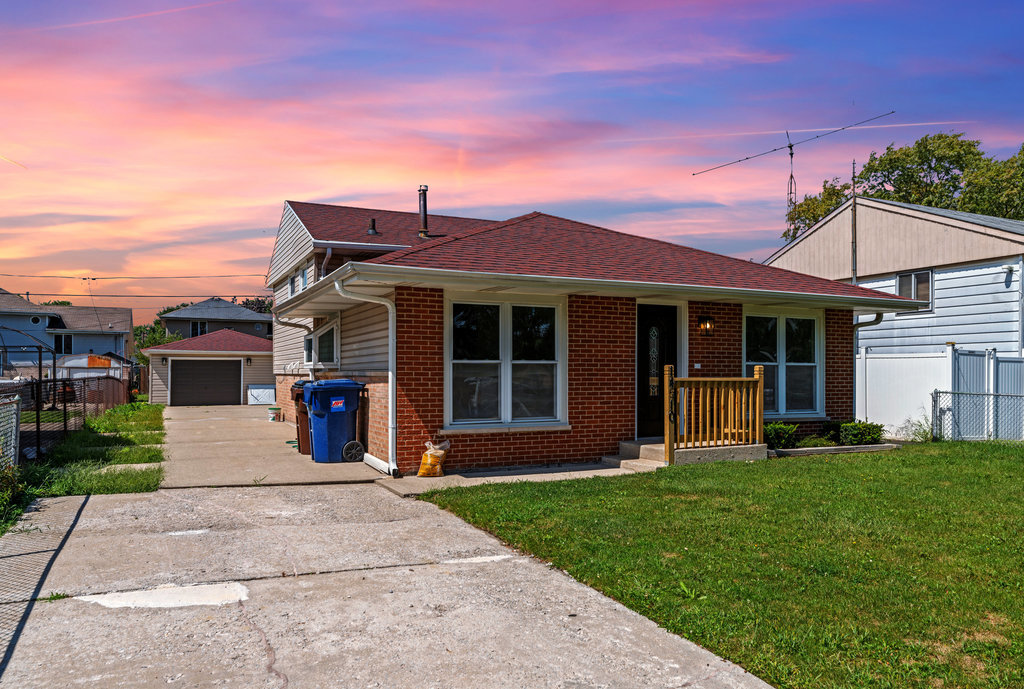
2, 0, 1021, 323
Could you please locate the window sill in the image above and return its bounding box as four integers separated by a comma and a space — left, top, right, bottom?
765, 414, 827, 422
440, 423, 572, 435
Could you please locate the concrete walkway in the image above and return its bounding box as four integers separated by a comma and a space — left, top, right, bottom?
161, 405, 379, 488
0, 484, 772, 688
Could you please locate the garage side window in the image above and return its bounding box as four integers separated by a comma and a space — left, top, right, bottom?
449, 301, 561, 425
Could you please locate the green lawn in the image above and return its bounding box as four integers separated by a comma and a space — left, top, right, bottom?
1, 402, 166, 535
20, 409, 82, 424
424, 443, 1024, 689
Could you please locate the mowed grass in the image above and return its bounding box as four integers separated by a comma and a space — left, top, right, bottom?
424, 443, 1024, 689
1, 402, 166, 534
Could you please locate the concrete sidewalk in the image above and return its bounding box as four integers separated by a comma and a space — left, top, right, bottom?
0, 484, 772, 688
161, 405, 380, 488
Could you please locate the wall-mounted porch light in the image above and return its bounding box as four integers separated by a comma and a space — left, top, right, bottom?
697, 316, 715, 337
245, 357, 252, 366
160, 357, 168, 366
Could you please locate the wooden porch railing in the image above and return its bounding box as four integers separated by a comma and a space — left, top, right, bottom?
663, 364, 764, 464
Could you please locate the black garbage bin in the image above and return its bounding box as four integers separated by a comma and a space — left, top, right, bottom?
291, 380, 311, 456
303, 379, 366, 463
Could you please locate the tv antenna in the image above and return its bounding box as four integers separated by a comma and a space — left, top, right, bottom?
692, 110, 896, 215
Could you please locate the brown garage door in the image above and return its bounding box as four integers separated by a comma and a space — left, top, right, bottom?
170, 359, 241, 406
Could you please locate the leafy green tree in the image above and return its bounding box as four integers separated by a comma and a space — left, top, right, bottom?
783, 178, 850, 242
133, 303, 191, 365
784, 133, 1020, 241
959, 145, 1024, 220
239, 296, 272, 313
40, 300, 72, 306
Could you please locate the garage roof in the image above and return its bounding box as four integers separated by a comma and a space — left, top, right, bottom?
143, 330, 273, 354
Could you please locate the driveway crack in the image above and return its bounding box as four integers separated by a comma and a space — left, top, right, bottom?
238, 600, 288, 688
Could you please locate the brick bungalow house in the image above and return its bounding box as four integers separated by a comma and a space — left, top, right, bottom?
269, 195, 918, 477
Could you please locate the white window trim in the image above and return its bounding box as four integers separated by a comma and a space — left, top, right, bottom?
303, 319, 340, 368
55, 333, 73, 355
444, 292, 569, 430
743, 307, 825, 418
895, 269, 934, 315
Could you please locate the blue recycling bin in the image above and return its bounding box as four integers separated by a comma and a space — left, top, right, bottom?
303, 379, 366, 463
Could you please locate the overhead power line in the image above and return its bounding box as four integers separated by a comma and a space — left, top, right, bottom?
23, 293, 271, 299
0, 273, 266, 280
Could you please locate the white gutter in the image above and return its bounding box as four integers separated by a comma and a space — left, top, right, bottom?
312, 240, 410, 252
333, 279, 399, 477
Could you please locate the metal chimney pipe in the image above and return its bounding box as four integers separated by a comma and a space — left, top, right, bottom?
367, 218, 378, 235
418, 185, 429, 237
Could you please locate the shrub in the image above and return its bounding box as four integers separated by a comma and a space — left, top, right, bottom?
764, 422, 798, 449
796, 435, 835, 448
822, 418, 853, 444
0, 463, 25, 530
840, 421, 885, 446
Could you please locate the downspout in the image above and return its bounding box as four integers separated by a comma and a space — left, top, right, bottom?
319, 248, 333, 280
853, 313, 883, 331
333, 279, 399, 477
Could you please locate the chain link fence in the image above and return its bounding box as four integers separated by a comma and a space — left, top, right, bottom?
0, 395, 20, 469
0, 377, 129, 461
931, 390, 1024, 441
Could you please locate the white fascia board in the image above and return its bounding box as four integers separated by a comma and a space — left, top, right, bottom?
46, 329, 129, 334
140, 349, 272, 356
340, 262, 926, 313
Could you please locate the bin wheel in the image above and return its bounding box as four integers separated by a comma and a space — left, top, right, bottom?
342, 441, 365, 463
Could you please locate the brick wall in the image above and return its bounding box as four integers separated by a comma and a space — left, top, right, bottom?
274, 372, 388, 459
823, 308, 855, 420
392, 287, 636, 474
686, 302, 742, 377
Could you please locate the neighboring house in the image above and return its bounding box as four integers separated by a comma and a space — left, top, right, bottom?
143, 330, 274, 406
0, 288, 134, 377
160, 297, 272, 339
764, 197, 1024, 429
268, 195, 916, 476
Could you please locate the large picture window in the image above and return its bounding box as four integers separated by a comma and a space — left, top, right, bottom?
448, 299, 564, 426
744, 313, 821, 415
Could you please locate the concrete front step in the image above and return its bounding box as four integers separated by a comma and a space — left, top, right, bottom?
616, 440, 769, 465
600, 456, 665, 473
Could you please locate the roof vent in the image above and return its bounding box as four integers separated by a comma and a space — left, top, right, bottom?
367, 218, 379, 235
418, 185, 429, 238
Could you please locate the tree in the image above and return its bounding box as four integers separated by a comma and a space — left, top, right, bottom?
239, 296, 272, 313
784, 133, 1020, 241
133, 303, 191, 365
40, 299, 72, 306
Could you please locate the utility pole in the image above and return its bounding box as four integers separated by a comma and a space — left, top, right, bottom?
851, 159, 858, 285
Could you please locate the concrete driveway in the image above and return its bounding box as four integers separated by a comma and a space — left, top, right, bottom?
161, 405, 380, 488
0, 483, 771, 688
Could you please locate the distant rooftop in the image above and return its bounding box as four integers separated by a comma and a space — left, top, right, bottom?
160, 297, 271, 322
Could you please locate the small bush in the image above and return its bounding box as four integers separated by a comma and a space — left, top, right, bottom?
796, 435, 835, 448
764, 422, 798, 449
0, 463, 26, 532
840, 420, 885, 446
821, 418, 853, 444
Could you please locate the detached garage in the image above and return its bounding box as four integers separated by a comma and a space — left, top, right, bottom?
144, 330, 274, 406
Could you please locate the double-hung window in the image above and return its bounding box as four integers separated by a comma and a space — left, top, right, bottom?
897, 270, 932, 311
448, 299, 564, 426
54, 334, 72, 355
190, 321, 208, 338
304, 323, 337, 366
744, 313, 821, 416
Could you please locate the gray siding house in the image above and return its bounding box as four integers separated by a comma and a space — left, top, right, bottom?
160, 298, 272, 340
764, 198, 1024, 430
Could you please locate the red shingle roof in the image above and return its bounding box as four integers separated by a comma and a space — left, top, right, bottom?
288, 201, 499, 247
143, 329, 273, 353
368, 212, 908, 301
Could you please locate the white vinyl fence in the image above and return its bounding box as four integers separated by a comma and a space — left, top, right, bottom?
856, 347, 952, 436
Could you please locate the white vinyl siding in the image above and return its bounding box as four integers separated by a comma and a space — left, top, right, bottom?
272, 279, 312, 374
267, 204, 315, 286
340, 301, 388, 371
857, 258, 1023, 354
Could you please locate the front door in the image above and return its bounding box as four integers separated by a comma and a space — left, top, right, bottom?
636, 305, 677, 437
